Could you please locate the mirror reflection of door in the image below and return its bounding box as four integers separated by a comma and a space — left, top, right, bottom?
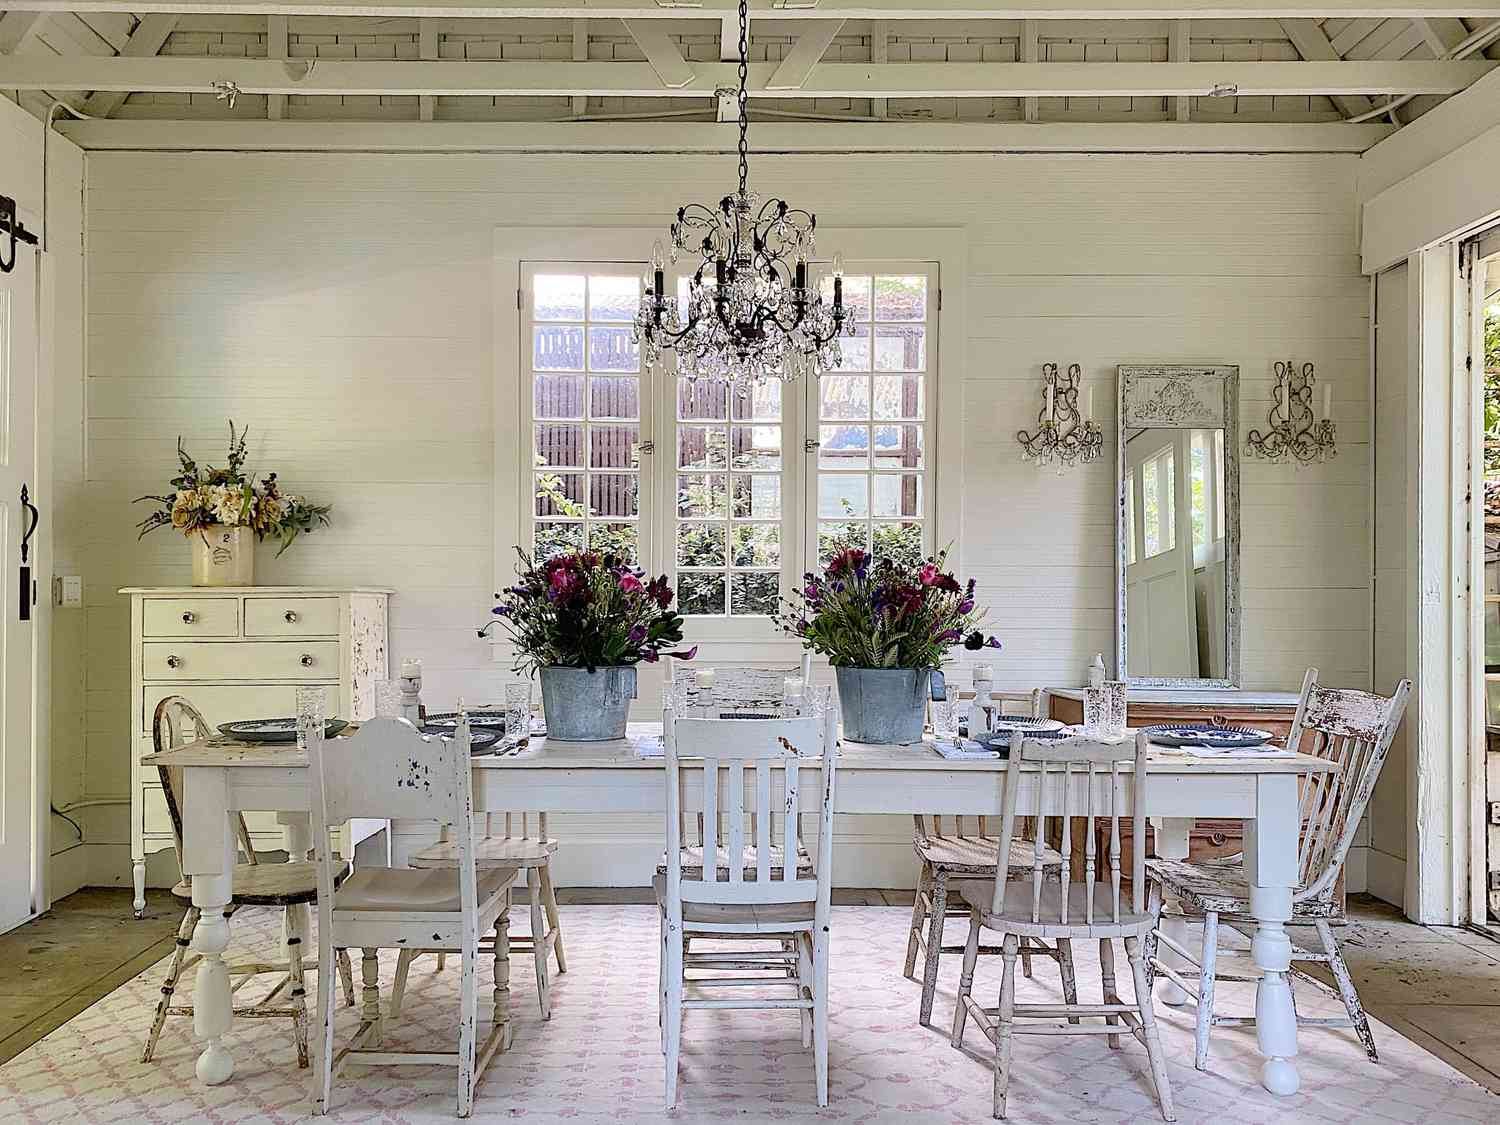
1125, 427, 1226, 679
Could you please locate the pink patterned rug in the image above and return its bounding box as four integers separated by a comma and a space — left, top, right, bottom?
1, 905, 1493, 1123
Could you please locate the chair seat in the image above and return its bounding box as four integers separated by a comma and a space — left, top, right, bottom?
954, 878, 1156, 938
1145, 857, 1338, 920
915, 834, 1063, 875
333, 865, 518, 914
409, 836, 558, 869
655, 843, 812, 879
652, 874, 816, 933
171, 860, 347, 907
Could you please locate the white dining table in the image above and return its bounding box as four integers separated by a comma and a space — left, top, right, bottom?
144, 723, 1335, 1099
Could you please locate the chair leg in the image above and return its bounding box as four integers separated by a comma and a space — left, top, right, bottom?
813, 924, 830, 1108
142, 906, 198, 1063
664, 922, 684, 1108
360, 948, 383, 1048
538, 863, 566, 975
658, 913, 667, 1054
904, 862, 930, 980
1020, 937, 1034, 980
390, 948, 418, 1021
494, 908, 513, 1052
993, 934, 1019, 1120
1098, 937, 1121, 1049
1317, 919, 1378, 1063
527, 868, 552, 1020
1126, 935, 1176, 1123
951, 910, 981, 1049
1056, 937, 1080, 1025
457, 946, 477, 1118
336, 947, 355, 1007
797, 930, 814, 1049
314, 921, 337, 1115
918, 871, 948, 1027
1195, 913, 1219, 1071
436, 953, 447, 972
284, 906, 311, 1069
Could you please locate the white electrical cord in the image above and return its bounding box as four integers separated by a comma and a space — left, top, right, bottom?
1344, 20, 1500, 125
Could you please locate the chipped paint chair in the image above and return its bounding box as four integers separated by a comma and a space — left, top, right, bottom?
1146, 668, 1412, 1070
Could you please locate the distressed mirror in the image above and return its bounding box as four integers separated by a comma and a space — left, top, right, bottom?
1116, 365, 1240, 688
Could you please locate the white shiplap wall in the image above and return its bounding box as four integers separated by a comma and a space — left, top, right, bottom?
79, 149, 1372, 887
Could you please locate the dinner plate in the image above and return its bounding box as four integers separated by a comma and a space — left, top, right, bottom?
1143, 723, 1274, 749
218, 718, 349, 744
419, 725, 502, 754
423, 709, 510, 732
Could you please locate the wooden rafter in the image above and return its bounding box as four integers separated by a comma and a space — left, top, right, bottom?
765, 19, 843, 89
80, 14, 180, 118
0, 11, 44, 54
622, 18, 695, 87
0, 55, 1488, 96
1280, 17, 1375, 117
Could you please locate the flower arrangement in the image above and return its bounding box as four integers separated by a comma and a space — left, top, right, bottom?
482, 549, 696, 675
134, 421, 332, 556
779, 547, 1001, 669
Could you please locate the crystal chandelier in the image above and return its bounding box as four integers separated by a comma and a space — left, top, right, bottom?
633, 0, 847, 383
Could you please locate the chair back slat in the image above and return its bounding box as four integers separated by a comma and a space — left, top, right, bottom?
1283, 669, 1411, 904
152, 695, 257, 867
990, 732, 1149, 924
664, 711, 832, 908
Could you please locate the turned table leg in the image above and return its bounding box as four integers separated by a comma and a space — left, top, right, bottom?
1248, 774, 1301, 1096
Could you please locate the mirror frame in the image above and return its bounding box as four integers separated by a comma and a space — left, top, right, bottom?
1115, 364, 1240, 689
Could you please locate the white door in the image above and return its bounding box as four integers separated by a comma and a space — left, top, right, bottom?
0, 223, 40, 933
1125, 429, 1198, 678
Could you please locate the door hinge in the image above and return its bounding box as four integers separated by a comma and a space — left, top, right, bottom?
803, 438, 821, 453
638, 440, 655, 455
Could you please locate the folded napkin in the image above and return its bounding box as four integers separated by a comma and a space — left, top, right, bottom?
928, 738, 999, 761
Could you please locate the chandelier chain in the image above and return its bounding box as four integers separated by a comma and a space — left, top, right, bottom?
736, 0, 749, 196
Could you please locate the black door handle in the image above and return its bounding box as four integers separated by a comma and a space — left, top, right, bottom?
19, 484, 38, 622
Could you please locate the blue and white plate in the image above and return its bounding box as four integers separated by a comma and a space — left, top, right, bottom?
424, 710, 510, 732
218, 718, 348, 744
1143, 723, 1273, 749
974, 725, 1071, 753
419, 725, 502, 754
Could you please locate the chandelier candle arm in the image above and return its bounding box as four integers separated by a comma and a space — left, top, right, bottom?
633, 0, 848, 385
1017, 363, 1103, 469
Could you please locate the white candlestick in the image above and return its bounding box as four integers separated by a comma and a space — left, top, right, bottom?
1045, 384, 1054, 423
1322, 382, 1332, 420
401, 658, 422, 678
695, 668, 716, 690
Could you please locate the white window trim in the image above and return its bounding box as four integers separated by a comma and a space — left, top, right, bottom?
493, 225, 967, 663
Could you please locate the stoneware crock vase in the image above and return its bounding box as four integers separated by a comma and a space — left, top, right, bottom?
191, 526, 254, 587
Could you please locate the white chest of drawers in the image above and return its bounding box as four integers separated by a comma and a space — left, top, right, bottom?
121, 585, 392, 918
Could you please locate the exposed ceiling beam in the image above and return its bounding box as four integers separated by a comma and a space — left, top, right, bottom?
0, 11, 44, 54
267, 12, 288, 118
719, 13, 736, 60
80, 13, 179, 118
622, 18, 695, 87
1, 56, 1488, 96
765, 19, 843, 89
51, 118, 1395, 153
1170, 17, 1189, 120
3, 1, 1499, 21
1414, 15, 1470, 53
1280, 18, 1374, 117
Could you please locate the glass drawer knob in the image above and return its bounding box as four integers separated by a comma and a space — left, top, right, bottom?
284, 610, 298, 623
300, 653, 315, 667
166, 655, 182, 669
181, 611, 195, 624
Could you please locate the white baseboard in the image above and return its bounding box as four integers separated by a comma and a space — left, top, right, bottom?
47, 845, 89, 905
1365, 849, 1406, 911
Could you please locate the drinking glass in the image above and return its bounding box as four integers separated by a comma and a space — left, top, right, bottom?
504, 681, 532, 743
374, 679, 403, 719
930, 696, 959, 743
804, 683, 834, 721
296, 686, 327, 748
782, 677, 807, 717
1082, 685, 1109, 733
1104, 680, 1128, 737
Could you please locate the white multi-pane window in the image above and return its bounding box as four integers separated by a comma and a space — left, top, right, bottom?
522, 265, 648, 564
809, 267, 938, 569
518, 258, 938, 633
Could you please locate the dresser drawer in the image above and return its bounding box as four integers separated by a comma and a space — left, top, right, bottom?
140, 683, 340, 733
142, 641, 341, 682
244, 596, 340, 638
142, 597, 240, 638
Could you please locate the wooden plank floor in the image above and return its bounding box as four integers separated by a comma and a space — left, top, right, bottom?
3, 888, 1498, 1096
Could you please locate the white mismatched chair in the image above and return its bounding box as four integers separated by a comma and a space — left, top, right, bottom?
1146, 668, 1412, 1069
307, 715, 520, 1117
658, 708, 837, 1108
951, 731, 1173, 1122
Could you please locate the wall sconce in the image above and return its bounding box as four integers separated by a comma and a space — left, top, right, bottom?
1245, 360, 1336, 465
1017, 362, 1103, 468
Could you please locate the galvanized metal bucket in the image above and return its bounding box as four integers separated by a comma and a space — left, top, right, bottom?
835, 666, 931, 745
539, 665, 637, 741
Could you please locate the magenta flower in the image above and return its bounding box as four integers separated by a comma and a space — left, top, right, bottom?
619, 572, 645, 594
919, 563, 939, 586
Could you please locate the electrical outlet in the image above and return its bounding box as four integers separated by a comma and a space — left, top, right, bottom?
56, 575, 83, 608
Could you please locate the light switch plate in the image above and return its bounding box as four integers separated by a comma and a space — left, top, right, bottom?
57, 575, 83, 608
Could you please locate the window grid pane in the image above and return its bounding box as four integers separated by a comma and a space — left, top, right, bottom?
815, 269, 933, 570
528, 270, 644, 564
677, 378, 783, 618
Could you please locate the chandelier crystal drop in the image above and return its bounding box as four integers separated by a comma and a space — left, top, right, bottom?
633, 0, 847, 384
